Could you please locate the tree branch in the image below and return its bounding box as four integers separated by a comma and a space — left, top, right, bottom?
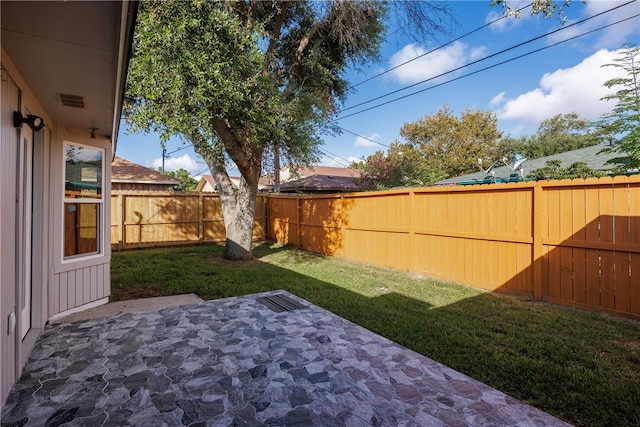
211, 117, 263, 185
282, 20, 323, 100
263, 1, 289, 76
248, 0, 258, 30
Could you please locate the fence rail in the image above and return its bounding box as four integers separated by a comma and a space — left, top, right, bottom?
267, 176, 640, 319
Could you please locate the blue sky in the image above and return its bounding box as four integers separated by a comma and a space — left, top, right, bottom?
116, 0, 640, 177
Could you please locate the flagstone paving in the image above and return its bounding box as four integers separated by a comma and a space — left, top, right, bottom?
1, 291, 570, 426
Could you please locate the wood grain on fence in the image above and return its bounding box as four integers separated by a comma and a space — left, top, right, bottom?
267, 176, 640, 319
110, 191, 266, 250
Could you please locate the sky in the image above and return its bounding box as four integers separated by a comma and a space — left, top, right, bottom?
115, 0, 640, 178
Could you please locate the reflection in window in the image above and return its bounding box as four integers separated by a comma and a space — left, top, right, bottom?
64, 203, 99, 257
64, 145, 102, 199
63, 143, 103, 259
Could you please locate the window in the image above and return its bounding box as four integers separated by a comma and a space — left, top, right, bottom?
63, 143, 104, 259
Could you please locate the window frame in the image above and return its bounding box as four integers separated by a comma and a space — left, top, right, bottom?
61, 141, 105, 262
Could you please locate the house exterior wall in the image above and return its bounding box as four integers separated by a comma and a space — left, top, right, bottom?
49, 125, 112, 320
1, 61, 20, 406
1, 51, 112, 405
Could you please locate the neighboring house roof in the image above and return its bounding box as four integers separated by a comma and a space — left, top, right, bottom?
196, 175, 272, 192
437, 145, 620, 185
294, 166, 361, 178
196, 175, 217, 192
111, 157, 179, 185
277, 174, 362, 193
279, 165, 360, 183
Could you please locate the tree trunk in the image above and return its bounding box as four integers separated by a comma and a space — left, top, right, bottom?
192, 129, 262, 261
221, 174, 259, 260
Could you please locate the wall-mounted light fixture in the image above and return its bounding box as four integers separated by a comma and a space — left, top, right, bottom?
13, 111, 45, 131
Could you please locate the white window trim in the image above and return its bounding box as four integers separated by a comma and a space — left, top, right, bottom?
61, 141, 105, 264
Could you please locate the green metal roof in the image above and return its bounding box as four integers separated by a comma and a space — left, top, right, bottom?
437, 144, 620, 185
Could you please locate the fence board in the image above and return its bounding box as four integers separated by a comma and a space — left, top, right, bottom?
110, 176, 640, 320
111, 191, 266, 249
267, 176, 640, 319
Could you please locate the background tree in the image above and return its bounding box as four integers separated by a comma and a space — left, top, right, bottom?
124, 0, 454, 260
598, 43, 640, 173
352, 142, 446, 190
528, 160, 604, 180
497, 112, 603, 162
399, 105, 503, 179
162, 168, 198, 192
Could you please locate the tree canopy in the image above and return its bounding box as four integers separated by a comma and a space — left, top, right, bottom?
124, 1, 455, 259
497, 112, 604, 162
163, 168, 198, 192
399, 105, 503, 179
528, 160, 604, 180
598, 43, 640, 173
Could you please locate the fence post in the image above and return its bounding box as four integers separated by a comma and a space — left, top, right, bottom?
532, 183, 545, 300
339, 194, 345, 257
198, 193, 204, 243
410, 189, 416, 273
262, 194, 268, 240
118, 193, 125, 251
296, 196, 302, 248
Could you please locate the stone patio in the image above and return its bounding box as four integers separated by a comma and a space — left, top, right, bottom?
1, 291, 570, 426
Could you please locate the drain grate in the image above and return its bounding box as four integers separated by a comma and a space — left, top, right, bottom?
256, 294, 306, 313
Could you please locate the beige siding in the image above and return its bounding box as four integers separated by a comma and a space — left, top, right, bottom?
49, 263, 110, 317
48, 126, 113, 319
1, 65, 19, 406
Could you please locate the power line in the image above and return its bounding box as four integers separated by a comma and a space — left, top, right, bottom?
164, 144, 191, 156
339, 0, 636, 115
350, 3, 533, 89
330, 13, 639, 123
320, 148, 353, 167
337, 126, 390, 148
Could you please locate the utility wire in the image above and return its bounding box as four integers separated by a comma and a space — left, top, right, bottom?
320, 148, 353, 167
350, 3, 533, 89
165, 145, 191, 156
339, 0, 636, 115
337, 126, 390, 148
331, 13, 639, 123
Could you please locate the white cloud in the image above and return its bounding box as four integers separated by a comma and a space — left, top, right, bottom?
354, 132, 381, 148
548, 1, 639, 49
492, 49, 625, 130
151, 153, 203, 176
489, 91, 507, 107
388, 41, 485, 85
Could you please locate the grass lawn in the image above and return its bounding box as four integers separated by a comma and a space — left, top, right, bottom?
111, 243, 640, 427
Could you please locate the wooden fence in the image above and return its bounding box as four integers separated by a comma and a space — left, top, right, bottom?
267, 176, 640, 319
110, 191, 267, 250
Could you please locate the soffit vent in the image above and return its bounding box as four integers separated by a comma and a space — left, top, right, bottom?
256, 294, 306, 313
57, 93, 85, 108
